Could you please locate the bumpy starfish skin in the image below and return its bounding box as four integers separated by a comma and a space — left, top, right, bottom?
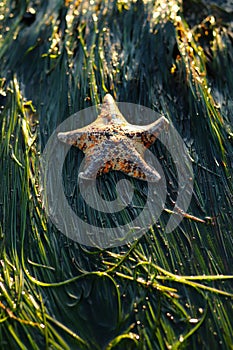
58, 94, 169, 182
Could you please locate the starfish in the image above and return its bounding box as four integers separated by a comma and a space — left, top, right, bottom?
57, 94, 169, 182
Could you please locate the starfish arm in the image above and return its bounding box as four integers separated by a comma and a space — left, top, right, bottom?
140, 116, 169, 148
79, 155, 104, 180
79, 141, 118, 179
112, 142, 161, 182
58, 129, 88, 149
124, 116, 169, 148
58, 127, 106, 151
79, 140, 123, 179
143, 116, 169, 137
96, 94, 128, 126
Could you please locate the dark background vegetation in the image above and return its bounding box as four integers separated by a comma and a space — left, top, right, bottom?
0, 0, 233, 349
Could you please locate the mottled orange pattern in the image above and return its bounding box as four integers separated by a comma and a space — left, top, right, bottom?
58, 94, 169, 182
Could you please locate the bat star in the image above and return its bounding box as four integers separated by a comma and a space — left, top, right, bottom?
57, 94, 169, 182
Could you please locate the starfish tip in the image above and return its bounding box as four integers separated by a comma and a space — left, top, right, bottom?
103, 93, 116, 105
57, 131, 68, 143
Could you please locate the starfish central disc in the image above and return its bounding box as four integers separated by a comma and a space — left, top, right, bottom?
57, 94, 169, 182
